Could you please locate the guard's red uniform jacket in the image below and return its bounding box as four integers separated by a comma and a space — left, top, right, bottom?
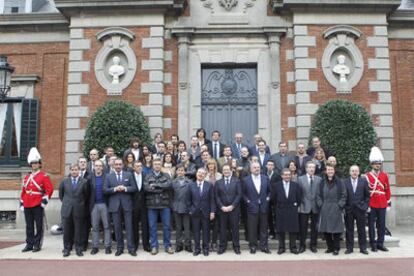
20, 171, 54, 208
366, 171, 391, 209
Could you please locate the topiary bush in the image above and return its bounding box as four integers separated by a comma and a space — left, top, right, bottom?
83, 100, 151, 158
309, 99, 377, 176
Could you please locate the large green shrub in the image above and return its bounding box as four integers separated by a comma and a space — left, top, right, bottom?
309, 100, 377, 175
83, 100, 151, 158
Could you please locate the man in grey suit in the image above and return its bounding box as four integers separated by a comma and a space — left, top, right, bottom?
104, 158, 137, 256
59, 163, 90, 257
297, 161, 322, 253
230, 132, 248, 159
270, 141, 295, 175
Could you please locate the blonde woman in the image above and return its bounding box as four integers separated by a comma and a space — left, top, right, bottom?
312, 148, 326, 177
204, 158, 222, 252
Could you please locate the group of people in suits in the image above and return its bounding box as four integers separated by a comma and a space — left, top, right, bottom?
30, 129, 391, 258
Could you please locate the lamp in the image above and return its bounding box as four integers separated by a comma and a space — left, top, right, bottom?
0, 55, 15, 101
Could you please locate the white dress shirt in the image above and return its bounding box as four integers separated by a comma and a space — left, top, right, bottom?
134, 172, 142, 191
252, 174, 261, 194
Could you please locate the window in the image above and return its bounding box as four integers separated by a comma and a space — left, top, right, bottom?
0, 99, 39, 166
11, 7, 19, 13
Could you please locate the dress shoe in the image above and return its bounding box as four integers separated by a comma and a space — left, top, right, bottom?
345, 249, 353, 254
128, 250, 137, 256
250, 247, 256, 254
261, 248, 271, 254
185, 246, 193, 253
115, 249, 123, 256
105, 247, 112, 254
203, 250, 209, 256
325, 249, 333, 254
32, 246, 41, 252
90, 248, 99, 255
82, 246, 88, 252
371, 247, 378, 252
63, 250, 70, 257
277, 248, 285, 255
298, 246, 306, 253
360, 249, 369, 255
377, 245, 389, 252
333, 250, 339, 256
165, 246, 174, 254
193, 250, 201, 256
76, 250, 84, 257
175, 245, 183, 253
22, 245, 33, 252
151, 248, 158, 255
290, 249, 299, 255
310, 247, 318, 253
234, 248, 241, 255
210, 243, 217, 252
217, 249, 225, 255
143, 247, 151, 252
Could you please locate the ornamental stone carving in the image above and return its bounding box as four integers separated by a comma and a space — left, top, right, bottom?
95, 27, 137, 96
201, 0, 256, 13
321, 25, 364, 94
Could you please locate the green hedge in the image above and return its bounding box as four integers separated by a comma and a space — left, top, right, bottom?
83, 100, 151, 158
309, 100, 377, 176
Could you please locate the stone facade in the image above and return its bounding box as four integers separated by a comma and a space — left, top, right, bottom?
1, 0, 414, 227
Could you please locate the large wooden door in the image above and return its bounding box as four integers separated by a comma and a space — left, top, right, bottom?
201, 67, 258, 145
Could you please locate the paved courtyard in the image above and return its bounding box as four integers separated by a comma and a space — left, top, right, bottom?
0, 226, 413, 275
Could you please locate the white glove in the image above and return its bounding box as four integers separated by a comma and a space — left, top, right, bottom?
367, 207, 371, 213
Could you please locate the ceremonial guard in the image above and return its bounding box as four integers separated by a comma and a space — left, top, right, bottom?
366, 146, 391, 252
20, 148, 54, 253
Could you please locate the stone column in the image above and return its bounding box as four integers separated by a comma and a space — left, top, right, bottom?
266, 32, 282, 151
176, 33, 192, 141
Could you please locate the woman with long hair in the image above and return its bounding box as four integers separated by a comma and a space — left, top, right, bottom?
204, 158, 222, 252
161, 152, 176, 179
123, 152, 135, 173
288, 160, 299, 182
312, 148, 326, 177
317, 164, 347, 256
142, 154, 153, 174
196, 128, 211, 147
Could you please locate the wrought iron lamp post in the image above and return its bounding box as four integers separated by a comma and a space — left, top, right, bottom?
0, 55, 15, 101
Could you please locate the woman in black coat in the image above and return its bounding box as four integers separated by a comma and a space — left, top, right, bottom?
317, 163, 347, 255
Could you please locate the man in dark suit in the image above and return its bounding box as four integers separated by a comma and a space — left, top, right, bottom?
59, 163, 90, 257
207, 130, 225, 160
104, 158, 137, 256
267, 160, 282, 239
297, 161, 322, 253
230, 132, 248, 159
306, 136, 332, 159
295, 143, 312, 176
273, 169, 301, 255
344, 165, 370, 255
87, 148, 100, 174
189, 168, 216, 256
215, 164, 242, 255
89, 160, 112, 255
78, 156, 90, 251
255, 140, 271, 174
243, 162, 271, 254
131, 160, 150, 253
270, 141, 295, 176
248, 134, 271, 156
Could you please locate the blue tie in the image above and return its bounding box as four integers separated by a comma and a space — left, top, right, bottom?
214, 143, 218, 159
72, 178, 77, 189
117, 173, 121, 184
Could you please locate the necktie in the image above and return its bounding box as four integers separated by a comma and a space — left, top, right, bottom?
80, 171, 84, 178
310, 176, 314, 189
198, 183, 202, 196
353, 180, 357, 194
284, 182, 289, 198
225, 178, 229, 190
72, 178, 77, 189
237, 144, 241, 156
117, 172, 121, 184
214, 143, 218, 159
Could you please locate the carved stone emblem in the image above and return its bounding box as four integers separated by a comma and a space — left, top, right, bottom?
219, 0, 238, 11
